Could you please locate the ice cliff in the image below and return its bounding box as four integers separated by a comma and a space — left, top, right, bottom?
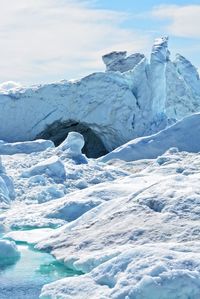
0, 37, 200, 158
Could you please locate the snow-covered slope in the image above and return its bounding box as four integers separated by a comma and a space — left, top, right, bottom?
100, 113, 200, 162
1, 37, 200, 157
36, 150, 200, 298
1, 113, 200, 298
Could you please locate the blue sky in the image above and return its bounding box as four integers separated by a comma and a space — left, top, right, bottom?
0, 0, 200, 85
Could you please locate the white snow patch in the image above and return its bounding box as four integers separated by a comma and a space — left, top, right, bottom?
0, 81, 22, 93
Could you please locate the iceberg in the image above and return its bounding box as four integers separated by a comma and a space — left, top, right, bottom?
0, 38, 200, 158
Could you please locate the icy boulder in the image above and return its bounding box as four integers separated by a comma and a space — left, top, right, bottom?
58, 132, 88, 164
22, 156, 66, 182
0, 139, 54, 155
100, 113, 200, 162
0, 240, 20, 267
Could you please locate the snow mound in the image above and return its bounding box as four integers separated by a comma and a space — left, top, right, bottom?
22, 156, 66, 183
0, 139, 54, 155
100, 113, 200, 162
0, 240, 20, 267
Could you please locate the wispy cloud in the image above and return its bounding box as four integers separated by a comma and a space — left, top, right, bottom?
0, 0, 149, 84
152, 5, 200, 38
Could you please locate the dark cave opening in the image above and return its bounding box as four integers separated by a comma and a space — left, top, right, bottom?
36, 120, 108, 158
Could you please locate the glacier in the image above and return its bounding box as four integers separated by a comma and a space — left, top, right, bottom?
1, 37, 200, 299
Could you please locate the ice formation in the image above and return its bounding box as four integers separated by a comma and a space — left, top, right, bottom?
0, 240, 20, 267
57, 132, 88, 164
0, 37, 200, 299
0, 157, 15, 208
0, 37, 200, 157
100, 113, 200, 162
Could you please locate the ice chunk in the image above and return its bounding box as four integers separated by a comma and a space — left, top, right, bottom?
0, 157, 15, 207
102, 51, 145, 72
0, 240, 20, 267
58, 132, 88, 164
22, 156, 66, 182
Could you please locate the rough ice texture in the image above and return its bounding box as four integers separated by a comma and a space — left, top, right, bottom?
0, 240, 20, 267
166, 54, 200, 120
0, 37, 200, 156
102, 51, 145, 72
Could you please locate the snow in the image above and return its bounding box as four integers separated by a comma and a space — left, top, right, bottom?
1, 126, 200, 298
0, 139, 54, 155
5, 228, 54, 245
0, 81, 22, 93
40, 244, 200, 299
21, 156, 66, 183
1, 36, 200, 298
100, 113, 200, 162
0, 240, 20, 267
57, 132, 88, 164
35, 149, 200, 298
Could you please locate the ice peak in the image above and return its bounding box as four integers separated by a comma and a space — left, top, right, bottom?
174, 53, 200, 94
151, 36, 169, 64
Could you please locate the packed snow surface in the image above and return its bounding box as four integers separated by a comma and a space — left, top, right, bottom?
1, 110, 200, 298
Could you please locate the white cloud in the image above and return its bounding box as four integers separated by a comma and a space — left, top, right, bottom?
0, 0, 149, 84
152, 5, 200, 38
